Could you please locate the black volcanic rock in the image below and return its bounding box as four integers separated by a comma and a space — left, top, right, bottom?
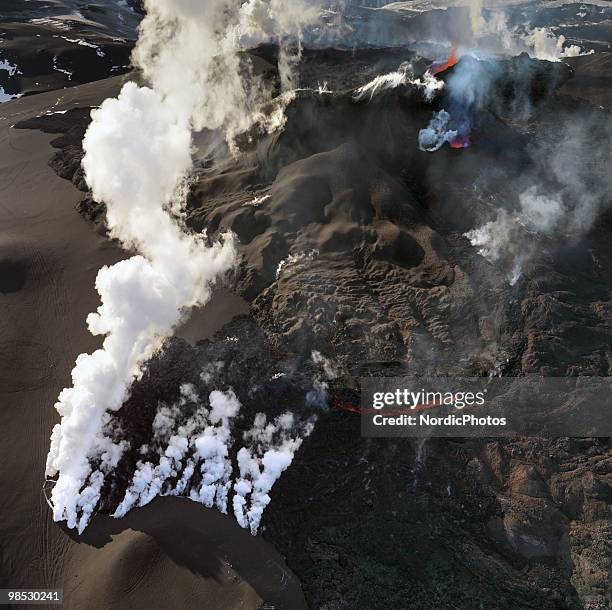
0, 21, 134, 98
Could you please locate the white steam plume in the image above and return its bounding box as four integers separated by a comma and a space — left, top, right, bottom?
46, 0, 326, 532
465, 119, 611, 284
190, 388, 241, 511
114, 386, 313, 535
475, 11, 593, 61
418, 109, 457, 152
522, 27, 590, 62
469, 0, 485, 37
114, 386, 241, 518
133, 0, 324, 143
233, 412, 315, 534
306, 350, 338, 409
45, 82, 236, 532
353, 63, 444, 103
237, 0, 322, 91
465, 188, 567, 285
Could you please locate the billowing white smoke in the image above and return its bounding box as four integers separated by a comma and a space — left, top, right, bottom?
237, 0, 322, 91
45, 82, 236, 532
465, 119, 611, 283
522, 27, 588, 62
464, 189, 565, 285
46, 0, 327, 532
306, 350, 338, 408
475, 11, 593, 61
418, 50, 492, 153
353, 69, 409, 102
233, 412, 315, 534
418, 109, 457, 152
132, 0, 323, 145
190, 388, 241, 511
114, 385, 241, 518
113, 385, 313, 535
353, 63, 444, 103
469, 0, 484, 37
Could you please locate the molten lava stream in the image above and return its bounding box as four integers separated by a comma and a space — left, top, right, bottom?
449, 134, 471, 149
431, 47, 458, 75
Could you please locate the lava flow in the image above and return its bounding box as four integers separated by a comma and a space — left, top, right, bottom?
430, 47, 459, 76
449, 133, 471, 149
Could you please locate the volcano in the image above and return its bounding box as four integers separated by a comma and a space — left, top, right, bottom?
0, 2, 611, 610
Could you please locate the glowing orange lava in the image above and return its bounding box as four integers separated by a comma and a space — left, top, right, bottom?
449, 134, 471, 149
431, 47, 459, 75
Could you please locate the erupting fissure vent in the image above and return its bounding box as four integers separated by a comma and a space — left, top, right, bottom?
430, 47, 458, 76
